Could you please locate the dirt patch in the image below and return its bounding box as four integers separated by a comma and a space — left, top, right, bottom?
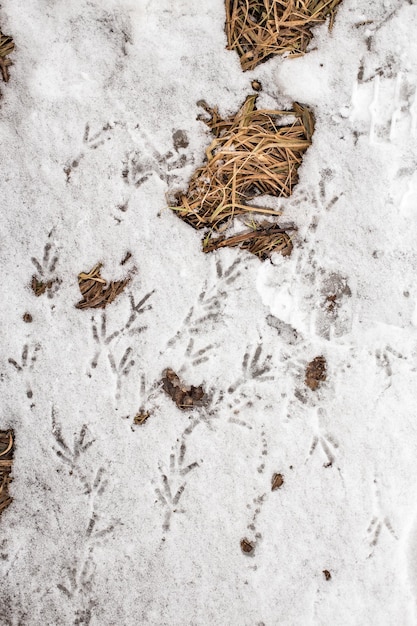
0, 430, 14, 517
161, 369, 205, 410
225, 0, 343, 71
305, 356, 327, 391
75, 263, 130, 310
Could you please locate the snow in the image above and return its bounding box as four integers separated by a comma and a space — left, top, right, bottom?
1, 0, 417, 624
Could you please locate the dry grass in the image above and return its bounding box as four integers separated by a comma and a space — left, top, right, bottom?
0, 430, 14, 517
203, 223, 294, 259
225, 0, 343, 71
31, 276, 56, 297
173, 94, 314, 233
0, 31, 14, 82
75, 263, 130, 309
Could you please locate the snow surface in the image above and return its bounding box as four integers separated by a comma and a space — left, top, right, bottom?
1, 0, 417, 624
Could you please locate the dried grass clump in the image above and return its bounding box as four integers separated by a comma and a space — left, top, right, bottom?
0, 31, 14, 82
226, 0, 343, 71
203, 223, 294, 259
0, 430, 14, 517
174, 94, 314, 235
75, 263, 130, 309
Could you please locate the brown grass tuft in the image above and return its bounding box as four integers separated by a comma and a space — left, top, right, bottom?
174, 95, 313, 230
0, 430, 14, 517
225, 0, 343, 71
0, 31, 14, 82
203, 223, 294, 259
75, 263, 130, 309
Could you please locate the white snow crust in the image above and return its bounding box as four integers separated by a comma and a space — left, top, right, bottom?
1, 1, 417, 624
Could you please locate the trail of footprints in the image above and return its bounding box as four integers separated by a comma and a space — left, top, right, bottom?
51, 409, 119, 624
4, 9, 407, 615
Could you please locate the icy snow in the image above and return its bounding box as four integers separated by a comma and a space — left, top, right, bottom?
1, 0, 417, 624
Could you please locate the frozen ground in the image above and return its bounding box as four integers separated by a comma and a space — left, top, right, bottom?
1, 0, 417, 624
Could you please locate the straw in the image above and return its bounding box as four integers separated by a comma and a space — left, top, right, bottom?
173, 95, 314, 232
0, 31, 14, 82
75, 263, 130, 309
0, 430, 14, 517
225, 0, 343, 71
203, 223, 295, 259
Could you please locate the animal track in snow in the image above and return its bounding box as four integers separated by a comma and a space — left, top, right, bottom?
8, 342, 40, 400
315, 270, 353, 340
57, 464, 117, 625
258, 242, 353, 342
367, 516, 397, 550
229, 344, 273, 390
306, 408, 339, 468
168, 337, 216, 385
154, 440, 199, 534
257, 431, 268, 474
108, 346, 135, 402
122, 129, 189, 189
242, 431, 275, 555
180, 387, 223, 439
64, 121, 118, 182
31, 242, 61, 298
89, 312, 120, 371
245, 493, 267, 546
366, 476, 398, 557
307, 433, 339, 468
86, 288, 153, 378
166, 257, 242, 350
350, 67, 416, 146
228, 344, 274, 394
51, 409, 95, 481
225, 344, 274, 429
